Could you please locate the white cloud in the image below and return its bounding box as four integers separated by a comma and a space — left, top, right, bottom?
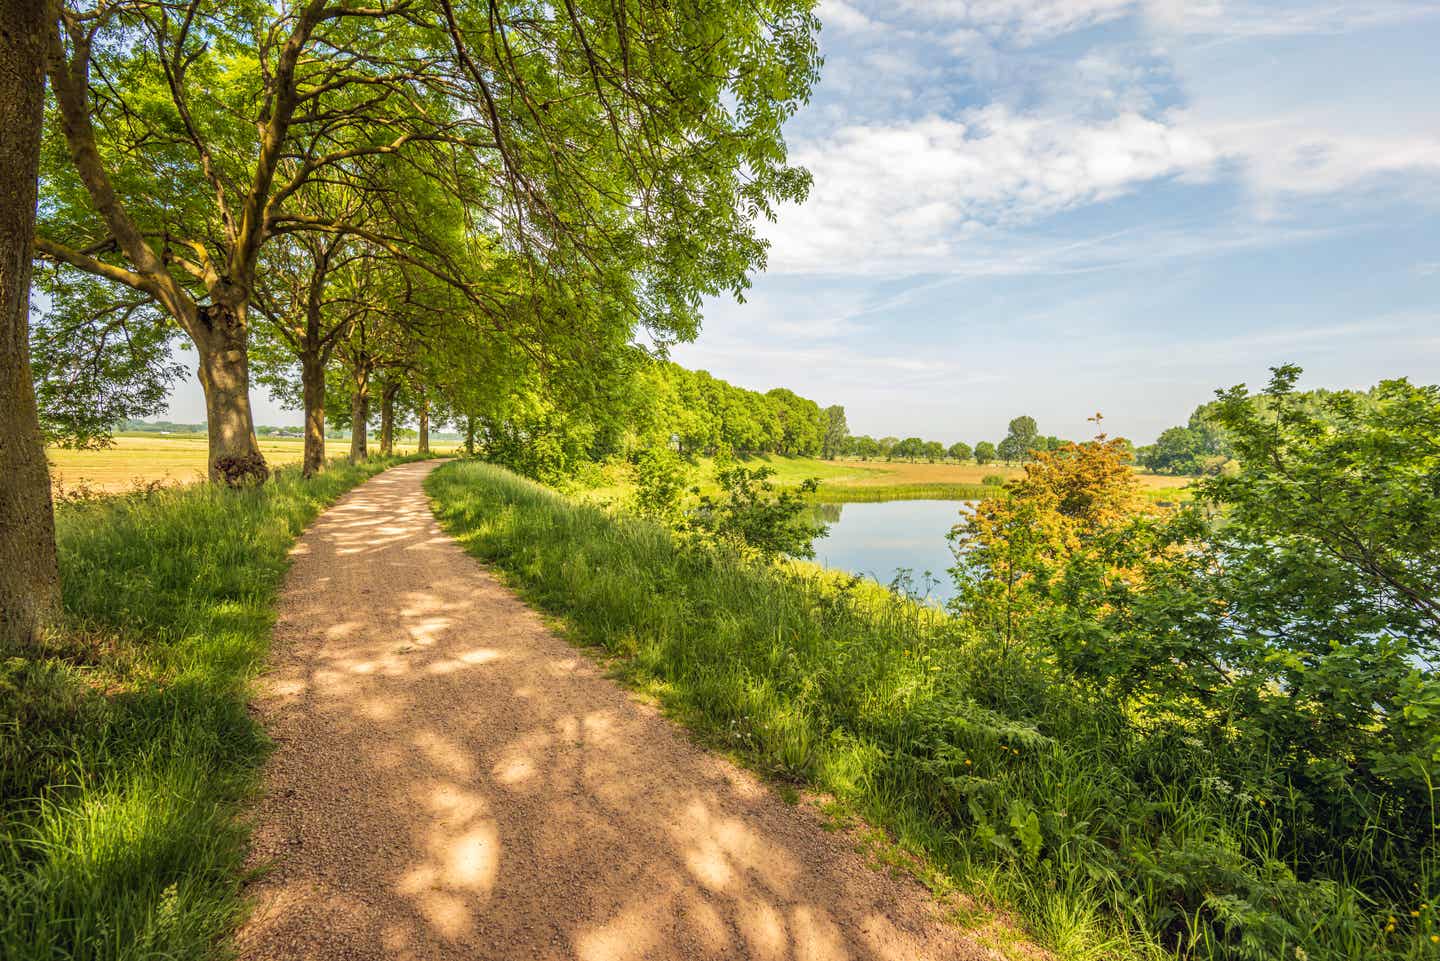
767, 108, 1216, 273
1187, 114, 1440, 203
896, 0, 1137, 42
817, 0, 882, 34
1143, 0, 1440, 38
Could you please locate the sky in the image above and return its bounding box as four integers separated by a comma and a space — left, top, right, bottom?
165, 0, 1440, 444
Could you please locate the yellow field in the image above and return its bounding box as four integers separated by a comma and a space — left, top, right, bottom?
578, 453, 1191, 504
46, 433, 457, 493
816, 457, 1185, 491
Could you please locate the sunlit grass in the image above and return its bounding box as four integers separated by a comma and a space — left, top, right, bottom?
0, 455, 422, 960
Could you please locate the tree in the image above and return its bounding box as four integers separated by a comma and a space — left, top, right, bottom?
996, 436, 1021, 464
893, 436, 924, 461
974, 441, 997, 465
1, 0, 60, 647
950, 428, 1143, 652
849, 435, 881, 460
947, 441, 972, 462
821, 405, 849, 459
922, 440, 945, 462
879, 436, 899, 460
1001, 415, 1039, 463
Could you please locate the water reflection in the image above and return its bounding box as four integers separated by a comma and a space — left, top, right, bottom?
804, 500, 973, 604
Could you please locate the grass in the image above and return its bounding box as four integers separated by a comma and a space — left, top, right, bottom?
427, 460, 1429, 961
0, 455, 423, 960
578, 452, 1191, 505
47, 434, 458, 493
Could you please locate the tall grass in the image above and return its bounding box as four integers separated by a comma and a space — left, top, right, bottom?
0, 456, 420, 960
427, 461, 1433, 961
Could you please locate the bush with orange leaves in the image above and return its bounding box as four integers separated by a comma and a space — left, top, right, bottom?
948, 418, 1155, 659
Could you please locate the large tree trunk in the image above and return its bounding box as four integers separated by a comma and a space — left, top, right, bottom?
194, 302, 267, 485
417, 390, 430, 456
0, 0, 60, 649
464, 416, 475, 457
300, 346, 325, 477
379, 381, 398, 456
349, 371, 369, 463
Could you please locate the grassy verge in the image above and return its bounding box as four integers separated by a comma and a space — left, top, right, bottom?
0, 455, 423, 960
428, 461, 1422, 961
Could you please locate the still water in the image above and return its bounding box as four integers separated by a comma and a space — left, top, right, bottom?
807, 499, 973, 604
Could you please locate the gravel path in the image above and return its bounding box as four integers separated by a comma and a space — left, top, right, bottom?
237, 460, 992, 961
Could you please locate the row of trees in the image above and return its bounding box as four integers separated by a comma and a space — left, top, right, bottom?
1, 0, 823, 646
462, 360, 844, 483
841, 416, 1089, 465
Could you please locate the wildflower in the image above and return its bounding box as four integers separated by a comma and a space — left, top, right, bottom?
1431, 935, 1438, 944
964, 759, 972, 766
1412, 911, 1420, 917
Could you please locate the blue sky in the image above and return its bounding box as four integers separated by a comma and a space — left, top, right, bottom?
665, 0, 1440, 444
166, 0, 1440, 444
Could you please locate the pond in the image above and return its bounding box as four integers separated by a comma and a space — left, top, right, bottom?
806, 499, 973, 604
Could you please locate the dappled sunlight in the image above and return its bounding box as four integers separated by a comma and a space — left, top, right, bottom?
242, 463, 980, 961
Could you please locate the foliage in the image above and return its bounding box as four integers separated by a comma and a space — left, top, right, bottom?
892, 436, 926, 461
950, 375, 1440, 958
29, 269, 182, 448
950, 425, 1145, 653
974, 441, 997, 465
948, 441, 973, 462
686, 466, 828, 561
630, 446, 692, 525
999, 415, 1040, 464
821, 405, 850, 459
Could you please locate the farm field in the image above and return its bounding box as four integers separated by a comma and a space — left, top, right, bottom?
581, 452, 1191, 503
46, 434, 458, 493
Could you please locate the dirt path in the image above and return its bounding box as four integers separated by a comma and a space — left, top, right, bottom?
238, 460, 992, 961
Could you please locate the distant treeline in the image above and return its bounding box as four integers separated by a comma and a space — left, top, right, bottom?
471, 363, 1135, 484
844, 415, 1132, 467
471, 361, 849, 482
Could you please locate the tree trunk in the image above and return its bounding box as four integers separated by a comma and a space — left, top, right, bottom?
300, 346, 325, 477
379, 381, 398, 456
0, 0, 60, 649
195, 302, 267, 485
349, 371, 369, 463
464, 417, 475, 457
417, 391, 430, 455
